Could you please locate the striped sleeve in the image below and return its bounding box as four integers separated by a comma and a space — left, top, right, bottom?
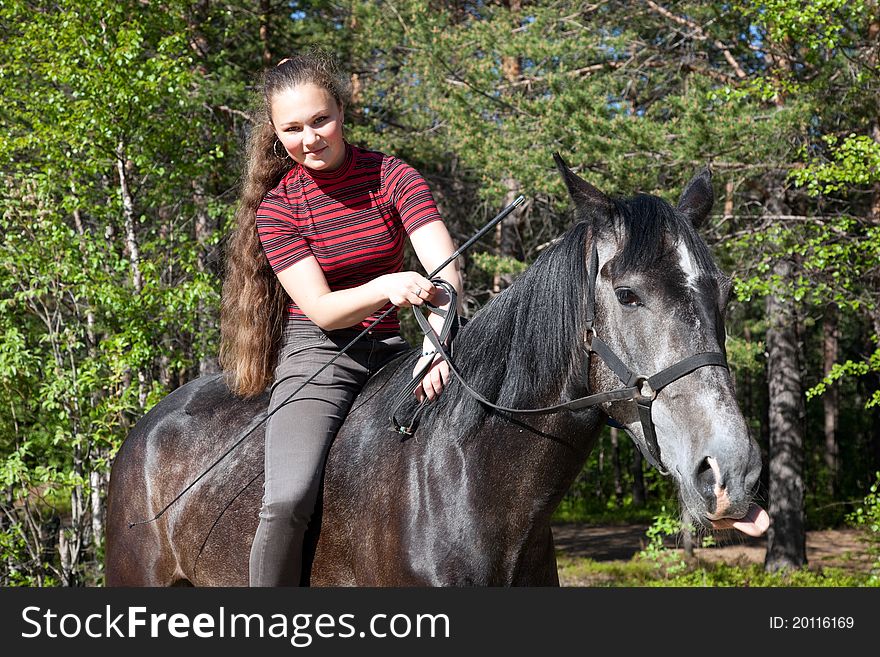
255, 188, 312, 274
383, 157, 443, 234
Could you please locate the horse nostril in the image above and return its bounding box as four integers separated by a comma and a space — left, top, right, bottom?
695, 457, 717, 513
697, 457, 711, 475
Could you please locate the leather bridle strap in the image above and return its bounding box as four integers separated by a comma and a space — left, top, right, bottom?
390, 301, 645, 435
390, 281, 642, 434
580, 239, 728, 474
391, 279, 638, 435
390, 279, 462, 434
639, 351, 729, 473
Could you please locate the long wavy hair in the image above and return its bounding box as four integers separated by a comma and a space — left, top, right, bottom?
219, 49, 352, 397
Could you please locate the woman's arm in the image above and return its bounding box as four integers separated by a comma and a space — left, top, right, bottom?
276, 257, 437, 331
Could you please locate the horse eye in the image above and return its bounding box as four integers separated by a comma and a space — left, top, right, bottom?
615, 287, 641, 306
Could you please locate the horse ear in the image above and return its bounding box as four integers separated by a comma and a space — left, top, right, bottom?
553, 152, 612, 219
677, 167, 714, 228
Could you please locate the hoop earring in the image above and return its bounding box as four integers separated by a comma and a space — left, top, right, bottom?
273, 140, 290, 160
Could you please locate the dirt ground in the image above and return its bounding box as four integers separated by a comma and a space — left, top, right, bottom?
551, 523, 877, 572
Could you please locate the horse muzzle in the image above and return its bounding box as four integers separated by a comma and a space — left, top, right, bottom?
698, 456, 769, 537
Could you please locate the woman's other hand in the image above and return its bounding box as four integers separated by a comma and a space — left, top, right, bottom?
412, 352, 449, 402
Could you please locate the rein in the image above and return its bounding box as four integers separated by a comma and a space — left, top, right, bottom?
392, 239, 728, 476
127, 196, 525, 529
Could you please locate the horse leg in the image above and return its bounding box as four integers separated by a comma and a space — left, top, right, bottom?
508, 526, 561, 586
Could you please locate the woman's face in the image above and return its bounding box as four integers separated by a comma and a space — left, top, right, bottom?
271, 83, 345, 172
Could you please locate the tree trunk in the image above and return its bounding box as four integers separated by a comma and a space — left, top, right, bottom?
868, 107, 880, 472
71, 206, 98, 351
873, 373, 880, 475
493, 1, 523, 294
873, 122, 880, 221
743, 323, 754, 433
186, 0, 210, 71
681, 509, 694, 559
116, 139, 148, 408
89, 469, 104, 556
116, 141, 142, 295
631, 449, 646, 507
72, 203, 107, 549
260, 0, 272, 67
183, 7, 219, 380
194, 178, 220, 376
822, 303, 840, 495
492, 177, 522, 293
764, 257, 807, 571
871, 315, 880, 475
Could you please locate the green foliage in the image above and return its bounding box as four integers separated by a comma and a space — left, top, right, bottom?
0, 0, 277, 584
791, 134, 880, 195
848, 472, 880, 534
738, 0, 869, 52
552, 497, 667, 526
636, 506, 688, 575
469, 252, 528, 277
0, 524, 57, 587
847, 472, 880, 584
2, 0, 879, 585
809, 353, 880, 409
725, 335, 765, 376
731, 218, 876, 312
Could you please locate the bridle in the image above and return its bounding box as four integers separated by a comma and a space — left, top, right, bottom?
392, 237, 729, 476
578, 239, 728, 474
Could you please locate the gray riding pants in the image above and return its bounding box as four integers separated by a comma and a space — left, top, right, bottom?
249, 321, 410, 587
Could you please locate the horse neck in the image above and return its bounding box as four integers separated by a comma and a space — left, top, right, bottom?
440, 224, 605, 542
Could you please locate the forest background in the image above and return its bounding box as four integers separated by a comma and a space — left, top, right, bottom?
1, 0, 878, 586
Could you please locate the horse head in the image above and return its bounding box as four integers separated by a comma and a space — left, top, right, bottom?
554, 154, 768, 538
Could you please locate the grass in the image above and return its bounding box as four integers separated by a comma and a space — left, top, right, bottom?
555, 553, 879, 587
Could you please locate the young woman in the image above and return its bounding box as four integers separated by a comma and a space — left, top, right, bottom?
219, 50, 462, 587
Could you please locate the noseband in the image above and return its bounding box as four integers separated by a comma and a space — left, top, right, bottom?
392, 238, 729, 476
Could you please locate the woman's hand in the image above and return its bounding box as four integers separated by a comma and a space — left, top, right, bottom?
374, 270, 452, 401
372, 272, 437, 308
412, 352, 450, 402
410, 284, 453, 402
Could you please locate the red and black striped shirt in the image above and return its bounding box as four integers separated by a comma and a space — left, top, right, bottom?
256, 143, 442, 332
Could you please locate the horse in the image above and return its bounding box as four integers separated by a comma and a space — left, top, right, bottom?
105, 155, 768, 586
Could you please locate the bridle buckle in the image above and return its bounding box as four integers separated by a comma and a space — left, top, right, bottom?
634, 376, 657, 402
583, 326, 597, 349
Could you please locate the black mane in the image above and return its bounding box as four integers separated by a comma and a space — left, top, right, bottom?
413, 220, 591, 430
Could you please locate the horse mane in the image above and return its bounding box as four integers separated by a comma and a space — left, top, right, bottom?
406, 191, 718, 436
414, 220, 591, 433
